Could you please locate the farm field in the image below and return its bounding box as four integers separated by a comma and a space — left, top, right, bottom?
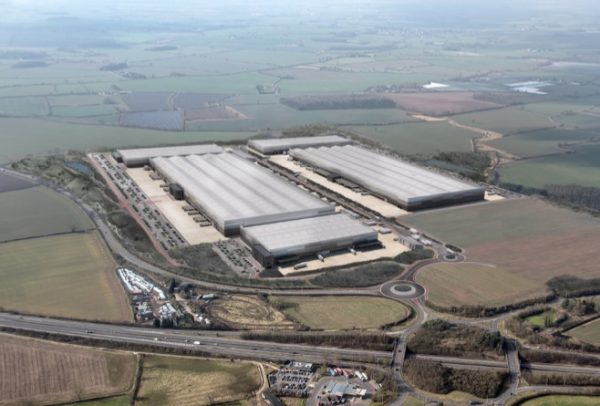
452, 107, 555, 135
0, 96, 49, 116
416, 263, 541, 308
0, 171, 36, 193
382, 92, 501, 116
0, 232, 131, 321
345, 121, 474, 156
0, 334, 136, 406
136, 356, 261, 406
568, 318, 600, 345
188, 103, 415, 133
0, 185, 94, 242
269, 296, 410, 330
499, 143, 600, 188
520, 395, 600, 406
207, 295, 295, 330
0, 117, 253, 164
404, 199, 600, 308
487, 128, 597, 158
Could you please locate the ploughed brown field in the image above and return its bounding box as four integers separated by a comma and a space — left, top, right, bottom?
383, 92, 501, 116
0, 334, 136, 405
405, 199, 600, 308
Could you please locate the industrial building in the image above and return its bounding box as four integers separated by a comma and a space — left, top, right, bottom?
290, 145, 485, 210
248, 135, 350, 155
240, 214, 380, 267
150, 152, 335, 236
115, 144, 224, 167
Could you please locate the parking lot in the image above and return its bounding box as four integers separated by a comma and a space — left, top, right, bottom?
269, 366, 314, 397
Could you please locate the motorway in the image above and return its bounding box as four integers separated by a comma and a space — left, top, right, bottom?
0, 313, 390, 365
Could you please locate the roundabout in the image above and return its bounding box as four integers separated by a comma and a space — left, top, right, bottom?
380, 280, 425, 300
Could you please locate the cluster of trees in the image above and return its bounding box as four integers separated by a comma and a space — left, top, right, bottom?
545, 184, 600, 213
407, 320, 504, 358
523, 370, 600, 387
241, 331, 395, 352
506, 312, 600, 354
501, 183, 600, 216
562, 297, 597, 316
280, 95, 396, 110
519, 348, 600, 367
547, 276, 600, 298
394, 248, 434, 264
431, 151, 491, 182
403, 358, 508, 399
311, 261, 403, 288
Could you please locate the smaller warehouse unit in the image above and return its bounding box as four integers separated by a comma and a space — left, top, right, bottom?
115, 144, 224, 167
248, 135, 350, 155
290, 145, 485, 210
240, 214, 380, 267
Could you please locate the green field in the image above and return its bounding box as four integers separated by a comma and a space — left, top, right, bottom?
0, 96, 49, 116
136, 356, 261, 406
568, 318, 600, 345
488, 128, 597, 158
0, 186, 94, 242
52, 104, 116, 117
499, 143, 600, 188
453, 107, 555, 135
269, 296, 410, 330
0, 117, 254, 164
0, 232, 131, 322
346, 121, 474, 156
520, 395, 600, 405
526, 310, 558, 329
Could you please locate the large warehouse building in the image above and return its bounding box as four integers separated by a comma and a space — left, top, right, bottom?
248, 135, 350, 155
115, 144, 224, 167
150, 152, 335, 235
240, 214, 380, 267
290, 145, 485, 210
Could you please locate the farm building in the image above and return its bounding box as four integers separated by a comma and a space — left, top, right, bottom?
115, 144, 224, 167
248, 135, 350, 155
289, 145, 485, 210
150, 152, 335, 236
240, 214, 380, 267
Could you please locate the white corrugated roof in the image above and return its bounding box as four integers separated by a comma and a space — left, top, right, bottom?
290, 145, 484, 205
242, 214, 376, 252
151, 152, 334, 231
118, 144, 223, 163
248, 135, 350, 153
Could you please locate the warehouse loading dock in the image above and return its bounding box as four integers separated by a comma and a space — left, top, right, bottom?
240, 214, 380, 268
268, 154, 408, 218
290, 145, 485, 210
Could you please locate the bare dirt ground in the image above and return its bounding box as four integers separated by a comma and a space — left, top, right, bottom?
207, 295, 296, 330
0, 334, 136, 406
